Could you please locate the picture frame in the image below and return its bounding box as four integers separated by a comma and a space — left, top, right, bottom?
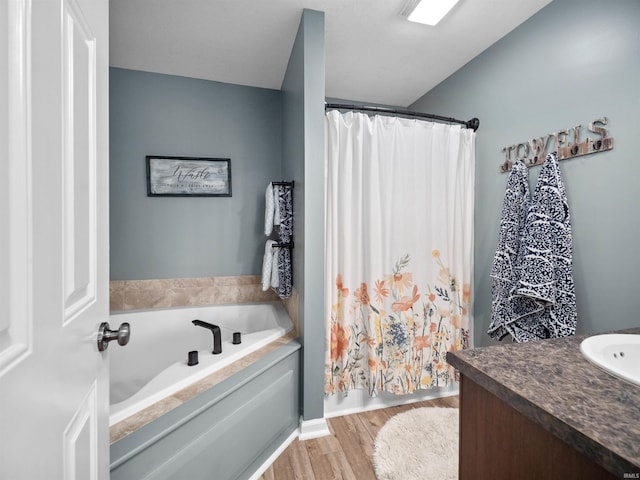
146, 156, 232, 197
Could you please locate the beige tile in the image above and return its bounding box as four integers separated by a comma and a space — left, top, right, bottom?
212, 283, 275, 304
110, 280, 126, 292
240, 283, 280, 302
173, 369, 232, 401
214, 275, 262, 286
116, 276, 277, 310
110, 396, 182, 443
170, 287, 217, 307
281, 289, 299, 335
170, 277, 216, 288
124, 289, 172, 310
211, 285, 241, 304
109, 281, 125, 311
110, 290, 125, 312
124, 278, 174, 291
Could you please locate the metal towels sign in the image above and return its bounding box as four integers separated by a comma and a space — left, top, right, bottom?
499, 117, 613, 172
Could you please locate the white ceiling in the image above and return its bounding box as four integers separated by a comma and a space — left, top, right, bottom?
109, 0, 552, 107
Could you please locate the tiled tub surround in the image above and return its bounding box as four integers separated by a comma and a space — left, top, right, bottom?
447, 328, 640, 477
108, 276, 299, 443
110, 275, 281, 311
110, 275, 299, 341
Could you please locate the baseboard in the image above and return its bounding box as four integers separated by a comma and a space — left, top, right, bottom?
298, 416, 331, 440
324, 386, 459, 419
247, 428, 299, 480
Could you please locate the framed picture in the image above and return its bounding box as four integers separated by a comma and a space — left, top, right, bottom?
146, 156, 232, 197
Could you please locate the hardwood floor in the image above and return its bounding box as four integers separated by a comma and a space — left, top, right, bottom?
259, 395, 459, 480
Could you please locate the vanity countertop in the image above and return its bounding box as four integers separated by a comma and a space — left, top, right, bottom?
447, 328, 640, 477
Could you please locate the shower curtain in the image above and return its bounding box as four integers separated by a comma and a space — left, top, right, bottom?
324, 110, 475, 396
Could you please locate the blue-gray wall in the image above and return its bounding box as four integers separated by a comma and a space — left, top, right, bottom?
110, 10, 327, 422
109, 68, 282, 280
281, 9, 326, 422
411, 0, 640, 346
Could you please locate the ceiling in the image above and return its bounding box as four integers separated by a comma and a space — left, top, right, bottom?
109, 0, 552, 107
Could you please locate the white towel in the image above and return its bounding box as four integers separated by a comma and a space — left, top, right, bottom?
264, 183, 275, 235
273, 185, 281, 227
261, 240, 277, 291
270, 247, 280, 289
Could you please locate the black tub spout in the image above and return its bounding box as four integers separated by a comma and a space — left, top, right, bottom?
192, 319, 222, 354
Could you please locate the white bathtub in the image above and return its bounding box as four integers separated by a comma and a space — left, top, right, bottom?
109, 301, 293, 426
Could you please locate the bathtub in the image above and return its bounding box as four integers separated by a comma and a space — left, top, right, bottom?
109, 301, 293, 426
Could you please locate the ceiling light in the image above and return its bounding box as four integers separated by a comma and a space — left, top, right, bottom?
406, 0, 460, 26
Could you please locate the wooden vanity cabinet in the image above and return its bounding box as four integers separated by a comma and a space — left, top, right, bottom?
458, 375, 615, 480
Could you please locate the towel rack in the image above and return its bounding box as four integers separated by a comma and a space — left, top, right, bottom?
264, 180, 295, 298
272, 242, 294, 249
269, 180, 294, 250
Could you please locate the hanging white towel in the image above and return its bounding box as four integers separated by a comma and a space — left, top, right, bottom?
261, 240, 277, 291
488, 160, 532, 341
264, 183, 275, 235
270, 246, 280, 289
273, 185, 281, 227
514, 152, 577, 340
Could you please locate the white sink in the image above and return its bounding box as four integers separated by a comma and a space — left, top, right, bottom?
580, 334, 640, 386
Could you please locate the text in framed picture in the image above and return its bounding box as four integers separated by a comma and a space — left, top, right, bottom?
146, 156, 232, 197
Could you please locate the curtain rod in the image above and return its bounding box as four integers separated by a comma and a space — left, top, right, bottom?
325, 103, 479, 131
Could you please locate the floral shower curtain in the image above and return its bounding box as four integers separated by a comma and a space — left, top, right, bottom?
324, 110, 475, 396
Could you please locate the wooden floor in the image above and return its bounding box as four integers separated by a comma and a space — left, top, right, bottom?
259, 395, 459, 480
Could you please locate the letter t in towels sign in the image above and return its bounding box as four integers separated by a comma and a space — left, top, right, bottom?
146, 156, 232, 197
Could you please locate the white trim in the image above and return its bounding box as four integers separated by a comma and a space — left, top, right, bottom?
247, 428, 299, 480
324, 386, 459, 419
0, 0, 33, 377
61, 0, 98, 325
63, 381, 99, 480
298, 416, 331, 440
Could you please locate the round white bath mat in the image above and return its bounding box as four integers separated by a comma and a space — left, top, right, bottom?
373, 407, 458, 480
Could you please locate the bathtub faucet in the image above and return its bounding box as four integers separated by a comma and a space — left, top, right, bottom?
192, 320, 222, 355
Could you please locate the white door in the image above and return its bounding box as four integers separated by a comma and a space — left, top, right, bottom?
0, 0, 110, 479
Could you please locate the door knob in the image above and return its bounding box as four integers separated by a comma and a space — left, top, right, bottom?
97, 322, 130, 351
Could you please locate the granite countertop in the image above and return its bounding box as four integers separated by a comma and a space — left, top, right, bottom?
447, 328, 640, 477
